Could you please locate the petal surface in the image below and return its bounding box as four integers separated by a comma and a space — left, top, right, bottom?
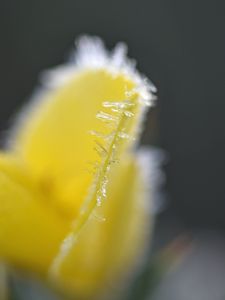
0, 154, 70, 274
7, 37, 156, 297
9, 37, 154, 218
50, 153, 152, 298
11, 70, 137, 217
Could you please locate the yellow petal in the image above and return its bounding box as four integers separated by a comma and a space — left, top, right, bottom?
50, 153, 152, 298
9, 37, 155, 219
7, 36, 156, 296
0, 153, 70, 274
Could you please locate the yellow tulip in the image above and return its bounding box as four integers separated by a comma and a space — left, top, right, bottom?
0, 36, 156, 299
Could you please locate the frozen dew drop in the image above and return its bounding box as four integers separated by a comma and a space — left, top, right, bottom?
123, 110, 134, 117
96, 111, 119, 123
92, 213, 106, 223
125, 88, 136, 98
95, 140, 108, 156
103, 100, 134, 110
89, 130, 105, 138
96, 194, 102, 207
89, 130, 114, 142
118, 131, 135, 140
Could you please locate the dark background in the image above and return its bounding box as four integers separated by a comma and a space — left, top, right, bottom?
1, 0, 225, 231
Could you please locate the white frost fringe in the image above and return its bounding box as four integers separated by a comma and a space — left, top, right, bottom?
41, 35, 157, 106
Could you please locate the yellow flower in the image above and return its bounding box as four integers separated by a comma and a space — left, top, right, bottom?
0, 36, 156, 298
